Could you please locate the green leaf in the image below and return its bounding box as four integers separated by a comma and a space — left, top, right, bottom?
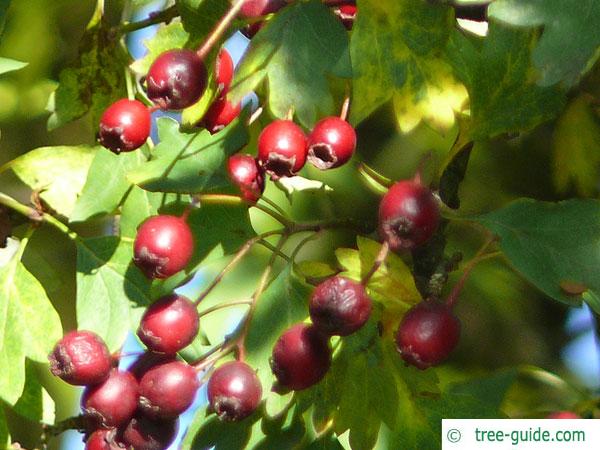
13, 360, 43, 422
350, 0, 466, 132
76, 237, 152, 351
0, 236, 62, 404
47, 20, 129, 130
0, 0, 11, 36
71, 148, 146, 222
128, 117, 248, 193
178, 0, 228, 43
489, 0, 600, 87
0, 409, 8, 450
552, 95, 600, 196
3, 145, 97, 217
0, 57, 27, 75
230, 0, 350, 128
475, 198, 600, 308
130, 22, 190, 75
446, 23, 566, 139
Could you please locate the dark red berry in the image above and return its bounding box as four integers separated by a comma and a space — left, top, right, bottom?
121, 414, 179, 450
203, 97, 241, 134
133, 215, 194, 279
82, 369, 139, 427
207, 361, 262, 421
307, 117, 356, 170
270, 323, 331, 391
395, 301, 460, 370
227, 154, 265, 204
239, 0, 287, 18
146, 49, 207, 110
137, 294, 199, 354
138, 360, 200, 419
309, 276, 371, 336
547, 411, 581, 419
215, 49, 234, 93
98, 99, 151, 153
128, 352, 175, 380
334, 5, 357, 30
257, 120, 307, 180
378, 180, 440, 251
48, 330, 112, 386
85, 429, 125, 450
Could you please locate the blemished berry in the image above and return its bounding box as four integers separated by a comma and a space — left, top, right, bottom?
203, 97, 241, 134
121, 414, 179, 450
378, 180, 440, 251
227, 154, 265, 204
309, 276, 372, 336
547, 411, 581, 419
137, 294, 199, 354
146, 49, 207, 110
98, 99, 151, 154
307, 117, 356, 170
334, 5, 357, 30
207, 361, 262, 421
85, 429, 125, 450
239, 0, 287, 18
133, 215, 194, 279
395, 301, 461, 370
82, 369, 139, 427
215, 49, 234, 93
257, 120, 307, 180
270, 323, 331, 391
48, 330, 112, 386
138, 360, 200, 419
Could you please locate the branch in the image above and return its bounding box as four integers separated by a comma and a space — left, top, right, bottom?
361, 241, 389, 285
196, 0, 247, 60
116, 5, 179, 35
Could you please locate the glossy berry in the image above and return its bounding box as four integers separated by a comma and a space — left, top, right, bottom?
133, 215, 194, 279
239, 0, 287, 18
270, 323, 331, 391
307, 117, 356, 170
395, 301, 460, 370
215, 49, 234, 93
82, 369, 139, 427
85, 429, 124, 450
146, 49, 207, 110
207, 361, 262, 421
203, 97, 241, 134
334, 5, 357, 30
378, 180, 440, 251
128, 352, 175, 380
547, 411, 581, 419
137, 294, 199, 354
121, 415, 179, 450
98, 99, 151, 154
309, 276, 371, 336
48, 330, 112, 386
257, 120, 307, 179
138, 360, 200, 419
227, 154, 265, 204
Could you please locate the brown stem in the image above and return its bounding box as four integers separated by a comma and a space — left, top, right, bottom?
42, 415, 87, 437
117, 5, 179, 35
361, 241, 389, 285
248, 106, 264, 125
198, 300, 252, 318
196, 0, 247, 60
339, 96, 351, 121
252, 202, 293, 227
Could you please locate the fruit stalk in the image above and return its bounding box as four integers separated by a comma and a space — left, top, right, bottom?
197, 0, 248, 60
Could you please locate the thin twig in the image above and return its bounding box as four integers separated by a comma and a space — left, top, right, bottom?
117, 5, 179, 35
252, 202, 293, 227
197, 0, 247, 60
339, 96, 350, 121
361, 241, 389, 285
260, 195, 288, 217
198, 300, 252, 318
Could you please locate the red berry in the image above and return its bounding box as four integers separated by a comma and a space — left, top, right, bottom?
128, 352, 175, 380
121, 414, 179, 450
98, 99, 151, 153
257, 120, 307, 180
146, 49, 207, 110
85, 429, 125, 450
48, 330, 112, 386
334, 5, 357, 30
137, 294, 199, 354
82, 369, 139, 427
239, 0, 287, 18
133, 215, 194, 279
227, 154, 265, 204
203, 97, 241, 134
395, 301, 460, 370
547, 411, 581, 419
215, 49, 234, 93
378, 180, 440, 251
270, 323, 331, 391
307, 117, 356, 169
309, 276, 371, 336
138, 360, 200, 419
207, 361, 262, 421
